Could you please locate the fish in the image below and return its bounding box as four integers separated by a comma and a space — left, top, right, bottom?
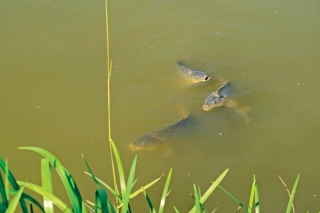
129, 115, 190, 151
202, 81, 251, 122
202, 81, 235, 111
176, 61, 211, 84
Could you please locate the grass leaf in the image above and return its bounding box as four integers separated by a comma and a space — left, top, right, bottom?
95, 188, 110, 213
0, 157, 28, 212
120, 155, 137, 213
82, 154, 101, 189
130, 174, 164, 199
285, 174, 300, 213
18, 147, 82, 213
189, 168, 229, 213
173, 206, 180, 213
193, 184, 201, 213
17, 181, 73, 213
41, 159, 54, 213
110, 139, 126, 197
218, 185, 248, 213
84, 172, 119, 199
247, 175, 255, 213
253, 175, 260, 213
143, 189, 156, 213
158, 168, 172, 213
6, 186, 24, 213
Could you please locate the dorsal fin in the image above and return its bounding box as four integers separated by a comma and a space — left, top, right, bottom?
216, 81, 231, 95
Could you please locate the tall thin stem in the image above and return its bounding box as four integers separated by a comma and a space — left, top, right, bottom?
104, 0, 119, 203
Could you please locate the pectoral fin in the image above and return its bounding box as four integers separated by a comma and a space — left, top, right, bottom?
234, 107, 251, 123
225, 100, 237, 108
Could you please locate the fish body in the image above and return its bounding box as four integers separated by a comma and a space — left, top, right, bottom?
129, 115, 189, 151
176, 61, 211, 84
202, 81, 233, 111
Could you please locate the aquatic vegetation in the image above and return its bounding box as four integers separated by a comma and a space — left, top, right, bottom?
0, 154, 304, 212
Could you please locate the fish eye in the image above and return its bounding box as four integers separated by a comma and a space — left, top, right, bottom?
205, 76, 210, 81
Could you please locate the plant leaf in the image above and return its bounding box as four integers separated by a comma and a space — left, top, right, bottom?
95, 189, 109, 213
120, 155, 137, 213
218, 185, 248, 213
158, 168, 172, 213
41, 158, 54, 213
130, 174, 164, 199
18, 147, 82, 213
189, 168, 229, 213
285, 174, 300, 213
109, 139, 126, 197
82, 154, 101, 189
6, 186, 24, 213
193, 184, 200, 213
17, 181, 73, 213
143, 189, 156, 213
253, 175, 260, 213
247, 175, 255, 213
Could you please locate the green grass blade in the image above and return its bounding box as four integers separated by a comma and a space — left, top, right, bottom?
85, 200, 97, 212
17, 181, 73, 213
18, 147, 82, 213
285, 174, 300, 213
0, 172, 8, 209
247, 175, 255, 213
130, 174, 164, 199
190, 194, 208, 213
20, 193, 45, 212
0, 158, 9, 209
253, 175, 260, 213
95, 189, 109, 213
110, 139, 126, 197
6, 186, 24, 213
0, 157, 28, 212
218, 185, 248, 213
5, 158, 9, 202
173, 206, 180, 213
193, 184, 201, 213
82, 202, 88, 213
158, 168, 172, 213
142, 189, 156, 213
41, 158, 54, 213
120, 155, 137, 213
82, 154, 101, 189
84, 172, 120, 199
189, 168, 229, 213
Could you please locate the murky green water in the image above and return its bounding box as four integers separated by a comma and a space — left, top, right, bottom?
1, 0, 320, 212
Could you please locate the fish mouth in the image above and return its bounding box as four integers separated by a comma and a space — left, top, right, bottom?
128, 143, 138, 151
128, 143, 157, 151
202, 105, 211, 111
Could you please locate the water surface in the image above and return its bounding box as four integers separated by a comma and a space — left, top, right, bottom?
1, 0, 320, 212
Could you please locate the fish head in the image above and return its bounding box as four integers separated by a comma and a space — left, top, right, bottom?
191, 71, 211, 83
202, 93, 227, 111
129, 134, 163, 151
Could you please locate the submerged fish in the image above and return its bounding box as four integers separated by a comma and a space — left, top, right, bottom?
129, 115, 190, 151
202, 81, 235, 111
176, 61, 211, 84
202, 81, 251, 122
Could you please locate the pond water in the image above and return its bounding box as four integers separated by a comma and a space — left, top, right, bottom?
1, 0, 320, 212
